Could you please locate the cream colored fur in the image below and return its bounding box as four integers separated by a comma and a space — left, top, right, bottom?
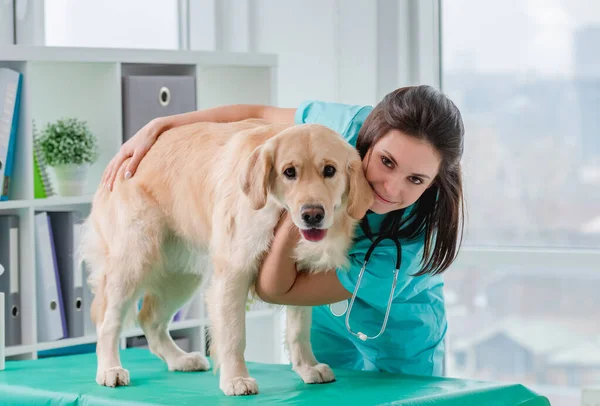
78, 119, 373, 396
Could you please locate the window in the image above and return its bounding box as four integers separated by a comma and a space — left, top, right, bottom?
44, 0, 179, 49
442, 0, 600, 249
442, 2, 600, 406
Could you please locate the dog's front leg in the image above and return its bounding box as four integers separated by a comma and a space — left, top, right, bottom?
206, 269, 258, 396
286, 306, 335, 384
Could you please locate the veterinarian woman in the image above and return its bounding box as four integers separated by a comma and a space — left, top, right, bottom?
102, 85, 465, 377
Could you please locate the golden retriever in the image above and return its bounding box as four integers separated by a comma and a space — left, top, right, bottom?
78, 119, 373, 396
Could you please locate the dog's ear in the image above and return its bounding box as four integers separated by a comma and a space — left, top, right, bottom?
346, 158, 374, 220
239, 144, 273, 210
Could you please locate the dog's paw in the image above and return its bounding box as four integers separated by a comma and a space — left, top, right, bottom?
295, 363, 336, 384
96, 366, 130, 387
168, 352, 210, 372
220, 376, 259, 396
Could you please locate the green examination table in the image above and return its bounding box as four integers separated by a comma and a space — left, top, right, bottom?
0, 348, 549, 405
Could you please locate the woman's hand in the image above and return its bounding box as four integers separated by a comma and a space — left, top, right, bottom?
255, 212, 300, 301
274, 210, 301, 241
101, 118, 165, 191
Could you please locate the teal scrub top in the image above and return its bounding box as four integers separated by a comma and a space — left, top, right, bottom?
294, 100, 447, 377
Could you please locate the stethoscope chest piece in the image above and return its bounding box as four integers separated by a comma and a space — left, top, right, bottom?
329, 300, 349, 317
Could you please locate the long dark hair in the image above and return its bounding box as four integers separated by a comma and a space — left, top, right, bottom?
356, 85, 465, 276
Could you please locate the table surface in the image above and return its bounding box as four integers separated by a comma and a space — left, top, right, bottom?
0, 348, 550, 405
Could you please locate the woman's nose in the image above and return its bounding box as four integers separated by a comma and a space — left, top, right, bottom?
384, 181, 402, 200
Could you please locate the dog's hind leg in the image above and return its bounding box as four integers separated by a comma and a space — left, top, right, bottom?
206, 267, 258, 396
93, 203, 165, 387
94, 264, 142, 387
138, 272, 210, 372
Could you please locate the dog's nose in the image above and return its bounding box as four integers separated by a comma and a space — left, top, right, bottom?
301, 205, 325, 226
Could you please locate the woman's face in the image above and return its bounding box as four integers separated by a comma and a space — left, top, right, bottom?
363, 129, 441, 214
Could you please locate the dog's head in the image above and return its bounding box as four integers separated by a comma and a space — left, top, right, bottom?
239, 124, 374, 242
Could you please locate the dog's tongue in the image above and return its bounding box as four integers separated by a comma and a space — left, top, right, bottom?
300, 228, 327, 242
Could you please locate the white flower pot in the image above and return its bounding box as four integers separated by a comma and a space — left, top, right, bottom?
51, 163, 89, 197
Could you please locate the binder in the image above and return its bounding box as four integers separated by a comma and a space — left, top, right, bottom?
122, 75, 196, 143
34, 212, 67, 342
0, 215, 21, 346
0, 68, 23, 201
0, 292, 4, 371
33, 122, 55, 199
48, 211, 85, 338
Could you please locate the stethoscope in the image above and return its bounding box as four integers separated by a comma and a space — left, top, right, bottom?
330, 234, 401, 341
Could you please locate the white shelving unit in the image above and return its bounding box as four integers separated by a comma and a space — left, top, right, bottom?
0, 45, 283, 368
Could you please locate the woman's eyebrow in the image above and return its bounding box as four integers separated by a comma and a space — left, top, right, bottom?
382, 149, 398, 166
382, 149, 431, 179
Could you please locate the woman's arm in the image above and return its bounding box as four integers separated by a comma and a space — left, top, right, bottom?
102, 104, 296, 190
159, 104, 296, 131
255, 213, 352, 306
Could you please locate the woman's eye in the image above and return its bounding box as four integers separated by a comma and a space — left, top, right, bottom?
381, 156, 393, 168
323, 165, 336, 178
284, 167, 296, 179
409, 176, 423, 185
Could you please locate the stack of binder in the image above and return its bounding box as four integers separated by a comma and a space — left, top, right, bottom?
3, 209, 194, 350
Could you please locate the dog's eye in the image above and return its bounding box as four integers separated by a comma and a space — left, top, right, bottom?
284, 167, 296, 179
323, 165, 336, 178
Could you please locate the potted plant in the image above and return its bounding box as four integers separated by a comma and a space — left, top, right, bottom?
38, 118, 99, 197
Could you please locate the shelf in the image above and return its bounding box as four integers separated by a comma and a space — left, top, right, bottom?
5, 318, 205, 357
5, 312, 274, 357
0, 200, 30, 210
0, 196, 95, 211
0, 45, 277, 67
120, 318, 206, 339
33, 195, 94, 211
6, 334, 98, 357
0, 46, 280, 367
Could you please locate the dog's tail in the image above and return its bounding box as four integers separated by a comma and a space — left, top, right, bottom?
76, 217, 107, 326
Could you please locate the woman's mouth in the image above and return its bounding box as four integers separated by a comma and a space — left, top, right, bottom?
373, 189, 396, 205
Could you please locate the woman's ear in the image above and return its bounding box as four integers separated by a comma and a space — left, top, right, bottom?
239, 144, 273, 210
346, 158, 374, 220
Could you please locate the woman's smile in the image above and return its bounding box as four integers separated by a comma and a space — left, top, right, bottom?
372, 187, 397, 205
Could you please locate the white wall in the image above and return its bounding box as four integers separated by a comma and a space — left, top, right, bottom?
252, 0, 338, 107
190, 0, 439, 108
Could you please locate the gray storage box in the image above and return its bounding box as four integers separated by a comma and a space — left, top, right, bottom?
122, 75, 196, 142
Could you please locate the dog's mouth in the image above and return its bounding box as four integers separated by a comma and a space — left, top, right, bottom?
300, 228, 327, 242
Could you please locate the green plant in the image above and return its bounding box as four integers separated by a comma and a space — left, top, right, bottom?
38, 118, 99, 166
